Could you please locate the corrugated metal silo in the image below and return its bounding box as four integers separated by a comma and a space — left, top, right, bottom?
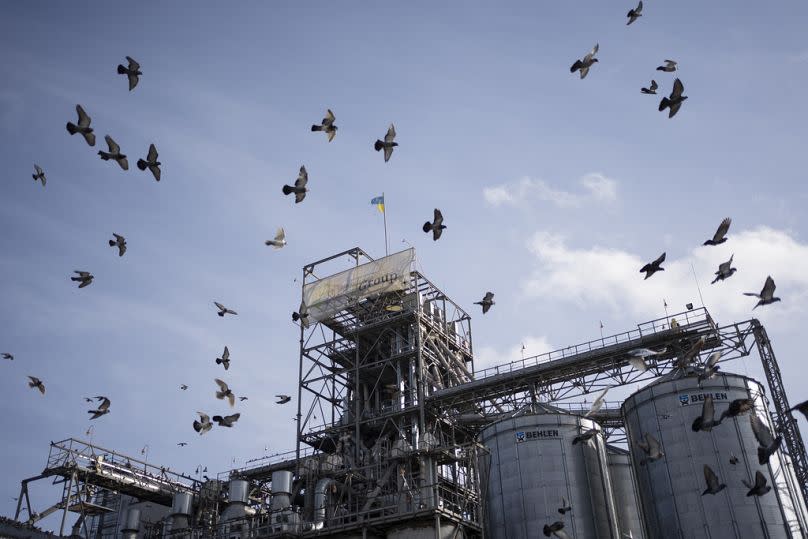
622, 371, 808, 538
480, 407, 621, 539
607, 445, 646, 538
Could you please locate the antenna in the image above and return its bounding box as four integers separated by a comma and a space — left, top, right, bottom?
690, 261, 706, 309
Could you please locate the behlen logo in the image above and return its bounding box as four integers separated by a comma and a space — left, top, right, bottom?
678, 392, 729, 406
515, 431, 526, 443
515, 429, 560, 442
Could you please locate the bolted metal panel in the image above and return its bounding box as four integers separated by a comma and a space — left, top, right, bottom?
622, 371, 808, 538
228, 479, 249, 504
480, 412, 620, 539
607, 445, 646, 539
121, 507, 140, 532
171, 491, 193, 516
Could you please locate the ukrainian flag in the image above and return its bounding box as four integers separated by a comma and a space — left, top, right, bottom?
371, 195, 385, 214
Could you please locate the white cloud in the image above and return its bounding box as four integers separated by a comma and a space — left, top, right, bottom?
474, 335, 555, 372
483, 173, 618, 208
522, 227, 808, 327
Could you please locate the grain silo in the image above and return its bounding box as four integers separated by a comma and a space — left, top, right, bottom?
622, 371, 808, 538
606, 445, 646, 538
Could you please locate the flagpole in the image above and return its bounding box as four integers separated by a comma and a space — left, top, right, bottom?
382, 191, 389, 256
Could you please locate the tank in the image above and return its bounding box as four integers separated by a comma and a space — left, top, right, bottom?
606, 445, 645, 539
479, 408, 621, 539
622, 371, 808, 538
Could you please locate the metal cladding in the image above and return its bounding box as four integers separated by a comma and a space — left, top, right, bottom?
228, 479, 250, 504
121, 507, 140, 538
171, 491, 193, 516
480, 409, 621, 539
622, 371, 808, 538
606, 445, 645, 539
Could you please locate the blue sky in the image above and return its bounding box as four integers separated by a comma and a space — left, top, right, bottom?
2, 1, 807, 530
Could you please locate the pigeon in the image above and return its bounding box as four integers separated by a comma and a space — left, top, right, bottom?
640, 252, 666, 279
788, 399, 808, 421
180, 384, 188, 390
422, 208, 446, 241
637, 432, 664, 463
641, 79, 658, 94
750, 414, 782, 465
71, 271, 94, 288
626, 1, 643, 25
28, 376, 45, 395
697, 351, 722, 385
584, 388, 609, 417
214, 302, 237, 317
116, 56, 142, 91
656, 60, 677, 72
474, 292, 495, 314
703, 218, 731, 246
627, 347, 665, 372
177, 442, 188, 447
66, 105, 96, 146
88, 396, 111, 420
84, 397, 94, 403
239, 396, 248, 402
282, 166, 308, 203
98, 135, 129, 170
212, 413, 240, 427
702, 464, 726, 495
572, 428, 598, 445
265, 228, 287, 249
718, 398, 754, 423
675, 336, 705, 370
276, 395, 292, 405
711, 255, 737, 284
108, 234, 127, 257
570, 44, 599, 79
311, 109, 337, 142
729, 453, 739, 465
658, 78, 688, 118
216, 346, 230, 370
32, 165, 46, 187
743, 276, 781, 309
542, 521, 570, 539
136, 144, 161, 181
374, 124, 398, 162
691, 395, 721, 432
742, 470, 771, 497
557, 497, 572, 515
215, 379, 236, 407
292, 301, 309, 323
2, 353, 13, 360
193, 412, 212, 435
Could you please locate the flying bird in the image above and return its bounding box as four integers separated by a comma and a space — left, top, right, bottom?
422, 208, 446, 241
292, 301, 309, 323
265, 228, 287, 249
658, 78, 688, 118
216, 346, 231, 370
88, 396, 111, 420
640, 79, 658, 94
239, 396, 248, 402
2, 353, 13, 360
374, 124, 398, 162
136, 144, 161, 181
98, 135, 129, 170
28, 376, 45, 395
697, 351, 722, 385
639, 252, 665, 279
572, 428, 598, 446
542, 521, 571, 539
180, 384, 188, 390
282, 166, 309, 203
311, 109, 337, 142
214, 302, 237, 317
711, 255, 737, 284
66, 105, 95, 146
71, 271, 94, 288
702, 464, 726, 495
474, 292, 495, 314
743, 276, 781, 309
276, 395, 292, 405
729, 453, 739, 465
627, 347, 665, 372
718, 398, 754, 423
570, 43, 599, 79
193, 412, 212, 435
116, 56, 142, 91
212, 413, 240, 427
750, 414, 782, 465
742, 470, 771, 497
675, 336, 706, 370
703, 218, 732, 246
32, 165, 46, 187
177, 442, 188, 447
108, 233, 127, 257
626, 1, 643, 25
691, 395, 721, 432
215, 379, 236, 407
788, 399, 808, 421
656, 60, 677, 72
637, 432, 664, 463
557, 497, 572, 515
584, 388, 609, 417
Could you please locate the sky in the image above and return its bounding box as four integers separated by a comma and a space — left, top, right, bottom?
1, 1, 807, 531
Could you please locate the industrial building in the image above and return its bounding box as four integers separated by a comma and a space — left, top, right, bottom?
6, 247, 808, 538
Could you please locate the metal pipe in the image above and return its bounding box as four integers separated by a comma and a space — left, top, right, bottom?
311, 478, 336, 530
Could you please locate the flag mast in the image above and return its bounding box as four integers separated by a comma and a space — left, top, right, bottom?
383, 191, 388, 256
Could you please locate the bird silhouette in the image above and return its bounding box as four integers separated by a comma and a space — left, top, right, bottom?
136, 144, 161, 181
2, 353, 13, 361
423, 208, 446, 241
474, 292, 495, 314
742, 470, 771, 497
640, 252, 665, 279
214, 302, 237, 317
691, 395, 721, 432
703, 218, 731, 246
750, 414, 782, 465
374, 124, 398, 162
659, 78, 687, 118
212, 413, 240, 427
702, 464, 726, 495
28, 376, 45, 395
215, 379, 236, 407
640, 79, 657, 94
193, 412, 212, 435
743, 276, 780, 309
32, 164, 46, 187
98, 135, 129, 170
265, 228, 287, 249
570, 44, 599, 79
656, 59, 677, 72
711, 255, 737, 284
109, 234, 127, 257
66, 105, 95, 146
282, 166, 309, 203
116, 56, 142, 91
276, 395, 292, 404
88, 396, 111, 420
311, 109, 337, 142
216, 346, 231, 370
626, 1, 643, 25
71, 271, 94, 288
